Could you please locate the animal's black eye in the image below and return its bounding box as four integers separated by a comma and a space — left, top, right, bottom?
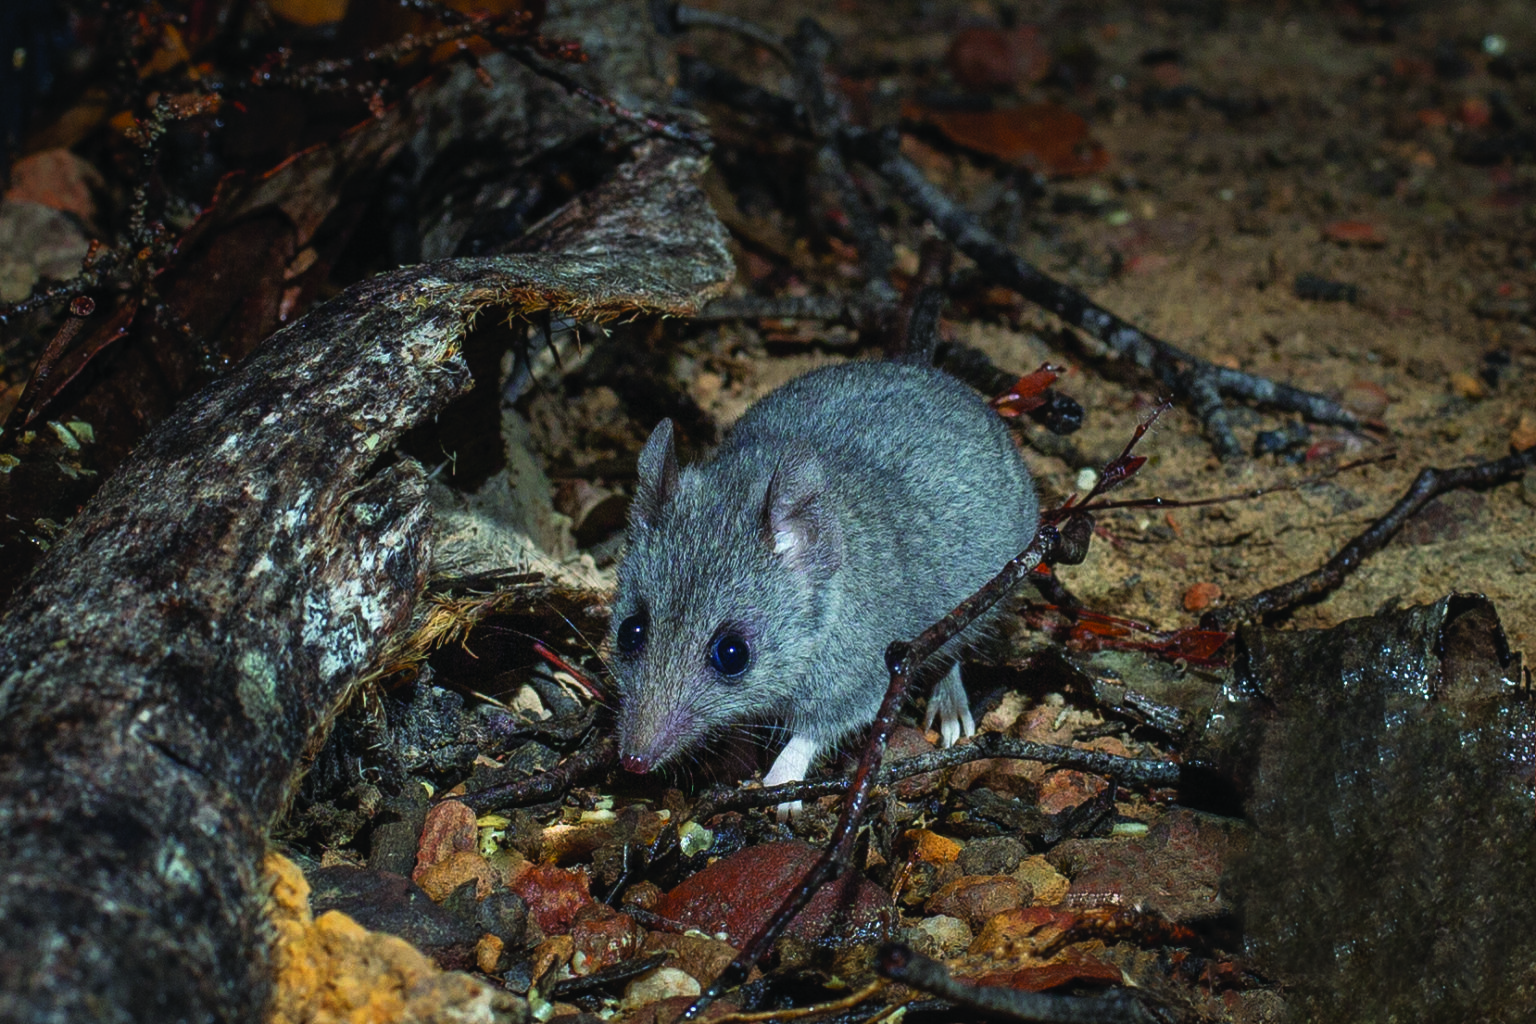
709, 631, 751, 677
616, 612, 648, 655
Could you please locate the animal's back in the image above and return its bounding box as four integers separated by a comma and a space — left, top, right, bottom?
721, 361, 1038, 675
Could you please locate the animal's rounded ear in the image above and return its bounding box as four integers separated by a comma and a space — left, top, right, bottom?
761, 451, 841, 575
631, 418, 680, 531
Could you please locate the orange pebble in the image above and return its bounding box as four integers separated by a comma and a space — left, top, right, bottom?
1183, 582, 1222, 612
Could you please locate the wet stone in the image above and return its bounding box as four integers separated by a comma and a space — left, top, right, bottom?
958, 835, 1028, 876
473, 889, 530, 948
1049, 808, 1243, 922
511, 863, 595, 934
622, 966, 700, 1009
924, 874, 1029, 931
367, 819, 422, 876
306, 866, 481, 970
570, 904, 643, 974
640, 932, 739, 987
416, 849, 498, 902
909, 914, 973, 958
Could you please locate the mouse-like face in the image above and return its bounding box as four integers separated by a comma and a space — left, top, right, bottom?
608, 419, 843, 775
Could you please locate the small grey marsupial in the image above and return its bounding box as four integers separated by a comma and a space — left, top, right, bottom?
609, 360, 1040, 813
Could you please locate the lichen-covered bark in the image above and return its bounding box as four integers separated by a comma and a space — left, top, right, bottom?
0, 141, 730, 1023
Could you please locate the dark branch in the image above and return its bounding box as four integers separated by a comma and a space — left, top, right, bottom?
843, 126, 1361, 458
1206, 447, 1536, 629
876, 944, 1160, 1024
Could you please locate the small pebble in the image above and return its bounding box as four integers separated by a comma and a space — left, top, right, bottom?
1342, 379, 1391, 420
1183, 582, 1222, 612
906, 829, 962, 865
1510, 413, 1536, 452
623, 967, 700, 1008
475, 934, 504, 974
915, 914, 973, 956
1448, 372, 1487, 400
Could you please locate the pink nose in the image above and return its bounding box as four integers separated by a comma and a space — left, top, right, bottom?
621, 754, 654, 774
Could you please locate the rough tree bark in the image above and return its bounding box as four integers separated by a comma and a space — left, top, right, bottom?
0, 142, 730, 1023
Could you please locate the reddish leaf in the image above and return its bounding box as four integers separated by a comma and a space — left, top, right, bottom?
654, 841, 890, 947
1026, 606, 1233, 666
965, 949, 1125, 991
947, 25, 1050, 93
1322, 220, 1385, 246
3, 150, 103, 225
902, 102, 1109, 177
991, 363, 1062, 417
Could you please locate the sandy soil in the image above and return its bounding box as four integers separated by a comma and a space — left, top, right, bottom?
609, 0, 1536, 657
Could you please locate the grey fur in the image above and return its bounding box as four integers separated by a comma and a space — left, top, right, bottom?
609, 360, 1040, 781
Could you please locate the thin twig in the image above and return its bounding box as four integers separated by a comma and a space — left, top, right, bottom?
656, 2, 795, 67
687, 732, 1180, 822
1205, 448, 1536, 629
788, 18, 896, 305
843, 126, 1361, 458
668, 33, 1360, 457
456, 736, 616, 813
550, 951, 670, 1000
713, 980, 885, 1023
2, 296, 93, 432
875, 944, 1158, 1024
501, 47, 712, 151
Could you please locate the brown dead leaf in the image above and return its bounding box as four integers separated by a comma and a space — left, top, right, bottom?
1322, 220, 1386, 246
903, 102, 1109, 177
268, 0, 350, 26
947, 25, 1051, 93
4, 150, 103, 226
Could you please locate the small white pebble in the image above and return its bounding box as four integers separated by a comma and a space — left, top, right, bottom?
623, 968, 700, 1008
47, 421, 80, 452
511, 683, 548, 720
916, 914, 973, 954
679, 820, 714, 857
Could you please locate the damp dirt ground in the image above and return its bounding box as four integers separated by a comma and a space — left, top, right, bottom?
532, 0, 1536, 658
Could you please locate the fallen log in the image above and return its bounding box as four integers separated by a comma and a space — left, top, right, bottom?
0, 142, 730, 1023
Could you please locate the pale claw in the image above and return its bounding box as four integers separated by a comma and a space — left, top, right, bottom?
764, 734, 820, 822
925, 663, 975, 748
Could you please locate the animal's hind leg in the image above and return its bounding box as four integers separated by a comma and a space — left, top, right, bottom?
923, 663, 976, 748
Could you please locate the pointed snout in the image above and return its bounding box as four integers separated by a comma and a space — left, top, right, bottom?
621, 752, 656, 774
618, 702, 697, 776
